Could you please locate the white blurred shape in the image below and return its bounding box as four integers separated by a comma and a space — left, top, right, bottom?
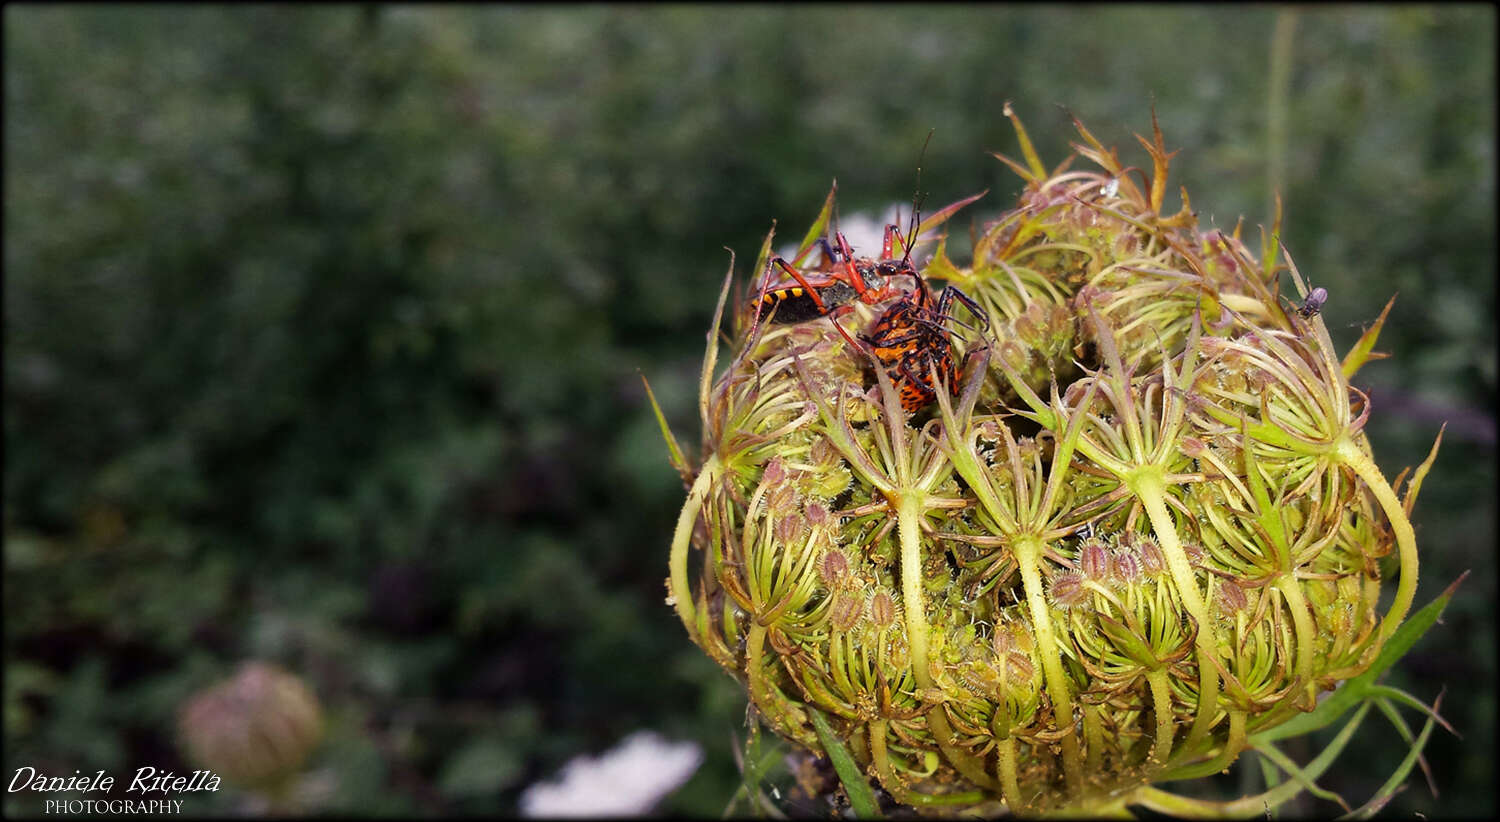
518, 731, 704, 817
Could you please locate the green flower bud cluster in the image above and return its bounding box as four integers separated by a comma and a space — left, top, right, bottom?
660, 107, 1435, 815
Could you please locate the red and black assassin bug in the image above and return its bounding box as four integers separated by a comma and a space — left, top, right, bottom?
749, 224, 918, 327
748, 131, 984, 335
748, 194, 989, 413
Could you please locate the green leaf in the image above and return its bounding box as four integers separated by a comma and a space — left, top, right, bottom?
702, 258, 736, 426
731, 718, 794, 818
1254, 734, 1353, 813
1003, 102, 1048, 182
1256, 749, 1282, 791
922, 234, 963, 282
735, 721, 770, 818
1340, 295, 1396, 379
1401, 424, 1444, 517
1252, 574, 1465, 743
1340, 700, 1440, 819
809, 708, 881, 819
1197, 702, 1372, 815
1366, 684, 1457, 736
791, 182, 839, 268
1369, 692, 1439, 796
641, 374, 689, 482
911, 190, 988, 250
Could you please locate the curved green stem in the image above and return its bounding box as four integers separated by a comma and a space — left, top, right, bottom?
1146, 668, 1176, 768
1129, 785, 1247, 819
868, 719, 902, 799
1149, 703, 1377, 817
1083, 704, 1104, 772
1054, 797, 1139, 819
744, 621, 815, 748
896, 495, 932, 688
869, 719, 987, 808
1333, 438, 1418, 646
895, 494, 997, 791
1013, 535, 1084, 794
1132, 470, 1222, 753
1204, 709, 1248, 777
1275, 574, 1318, 708
996, 737, 1022, 811
746, 622, 768, 700
669, 456, 720, 637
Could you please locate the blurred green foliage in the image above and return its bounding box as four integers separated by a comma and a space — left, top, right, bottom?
4, 5, 1493, 816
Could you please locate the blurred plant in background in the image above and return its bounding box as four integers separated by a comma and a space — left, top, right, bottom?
4, 4, 1493, 817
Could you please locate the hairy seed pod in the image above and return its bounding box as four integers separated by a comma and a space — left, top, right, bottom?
761, 457, 788, 486
1078, 538, 1112, 581
1135, 536, 1166, 577
1112, 549, 1143, 586
993, 623, 1013, 657
775, 513, 806, 546
819, 550, 850, 587
804, 501, 831, 528
1049, 572, 1089, 609
829, 593, 863, 632
810, 437, 840, 469
1006, 650, 1035, 682
1215, 580, 1248, 615
766, 483, 798, 515
870, 590, 896, 628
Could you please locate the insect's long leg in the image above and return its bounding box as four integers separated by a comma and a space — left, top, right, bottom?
834, 233, 856, 262
744, 259, 782, 349
860, 326, 931, 348
921, 318, 976, 344
955, 343, 990, 392
937, 285, 990, 330
826, 304, 867, 354
746, 258, 777, 329
897, 360, 929, 386
880, 223, 905, 259
832, 233, 873, 297
816, 237, 840, 271
769, 257, 834, 315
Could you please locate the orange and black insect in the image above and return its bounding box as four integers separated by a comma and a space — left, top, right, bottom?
750, 132, 987, 336
859, 271, 987, 414
750, 227, 917, 327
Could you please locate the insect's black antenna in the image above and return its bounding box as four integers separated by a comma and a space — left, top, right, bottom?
831, 191, 844, 255
899, 129, 939, 309
903, 129, 936, 267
